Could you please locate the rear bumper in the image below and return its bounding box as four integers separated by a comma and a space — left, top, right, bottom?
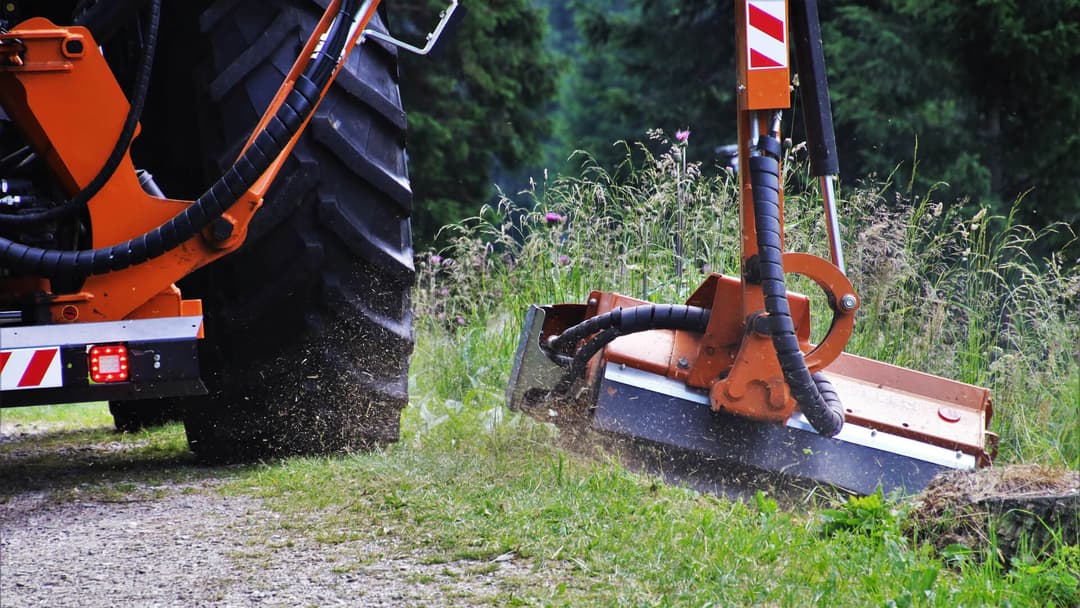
1, 316, 206, 407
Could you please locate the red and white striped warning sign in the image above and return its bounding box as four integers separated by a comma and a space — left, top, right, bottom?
746, 0, 787, 70
0, 347, 62, 391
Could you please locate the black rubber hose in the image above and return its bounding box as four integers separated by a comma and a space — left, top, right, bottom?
0, 0, 161, 228
545, 304, 712, 390
554, 326, 619, 393
0, 0, 360, 278
749, 143, 844, 436
546, 304, 711, 361
74, 0, 149, 45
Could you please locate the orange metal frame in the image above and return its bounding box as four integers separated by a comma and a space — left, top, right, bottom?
0, 1, 382, 327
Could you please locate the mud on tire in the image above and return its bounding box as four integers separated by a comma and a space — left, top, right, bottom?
177, 0, 414, 460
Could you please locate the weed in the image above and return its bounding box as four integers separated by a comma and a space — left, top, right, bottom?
819, 491, 901, 539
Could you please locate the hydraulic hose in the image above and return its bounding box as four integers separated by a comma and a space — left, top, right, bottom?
749, 125, 844, 436
0, 0, 161, 228
546, 304, 712, 392
0, 0, 362, 278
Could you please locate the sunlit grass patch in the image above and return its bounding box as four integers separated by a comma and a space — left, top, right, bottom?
0, 402, 111, 433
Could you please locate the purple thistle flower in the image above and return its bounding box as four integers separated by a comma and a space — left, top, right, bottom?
558, 255, 569, 265
430, 254, 442, 265
675, 129, 690, 142
456, 316, 466, 325
544, 212, 565, 225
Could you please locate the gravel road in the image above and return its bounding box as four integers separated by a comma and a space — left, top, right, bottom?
0, 425, 530, 607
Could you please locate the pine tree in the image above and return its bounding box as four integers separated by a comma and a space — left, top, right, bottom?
394, 1, 559, 242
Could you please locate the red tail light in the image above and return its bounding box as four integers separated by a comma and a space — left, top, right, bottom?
89, 344, 129, 383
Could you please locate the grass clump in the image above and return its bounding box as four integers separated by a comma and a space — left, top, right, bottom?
906, 465, 1079, 562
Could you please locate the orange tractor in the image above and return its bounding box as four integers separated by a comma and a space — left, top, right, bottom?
0, 0, 455, 459
508, 0, 997, 495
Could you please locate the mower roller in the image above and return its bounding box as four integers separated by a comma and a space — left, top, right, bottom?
507, 0, 996, 496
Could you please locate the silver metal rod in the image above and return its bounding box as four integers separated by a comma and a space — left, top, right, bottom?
820, 174, 845, 274
0, 310, 23, 324
750, 111, 760, 153
362, 0, 459, 56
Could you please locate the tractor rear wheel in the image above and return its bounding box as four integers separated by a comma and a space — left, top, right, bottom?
173, 1, 414, 460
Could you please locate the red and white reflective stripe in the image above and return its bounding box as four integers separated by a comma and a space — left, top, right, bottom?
746, 0, 787, 70
0, 347, 63, 391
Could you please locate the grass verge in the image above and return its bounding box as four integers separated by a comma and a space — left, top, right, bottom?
225, 428, 1078, 607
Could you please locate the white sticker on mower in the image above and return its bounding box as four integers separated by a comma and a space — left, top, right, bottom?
0, 347, 62, 391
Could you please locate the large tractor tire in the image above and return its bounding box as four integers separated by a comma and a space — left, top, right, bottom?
174, 1, 414, 460
109, 401, 184, 433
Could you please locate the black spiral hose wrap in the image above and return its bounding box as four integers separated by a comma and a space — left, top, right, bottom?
749, 145, 844, 436
547, 304, 712, 392
0, 0, 362, 279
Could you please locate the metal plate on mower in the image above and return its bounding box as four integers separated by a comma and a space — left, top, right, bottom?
595, 363, 975, 496
507, 306, 566, 413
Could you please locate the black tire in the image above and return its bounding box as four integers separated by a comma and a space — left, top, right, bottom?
109, 401, 184, 433
175, 1, 414, 461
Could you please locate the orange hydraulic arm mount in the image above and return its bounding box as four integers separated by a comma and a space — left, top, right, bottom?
0, 0, 383, 325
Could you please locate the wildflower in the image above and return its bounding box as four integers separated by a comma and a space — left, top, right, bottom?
544, 212, 565, 225
430, 254, 443, 265
559, 255, 569, 265
675, 129, 690, 143
456, 316, 466, 325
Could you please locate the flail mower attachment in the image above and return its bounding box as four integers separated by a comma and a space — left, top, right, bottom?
507, 0, 996, 496
508, 303, 995, 496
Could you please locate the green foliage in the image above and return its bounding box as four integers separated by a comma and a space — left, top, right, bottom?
533, 0, 1080, 257
820, 491, 900, 538
822, 0, 1080, 243
1007, 544, 1080, 607
557, 0, 737, 172
229, 429, 1076, 606
839, 188, 1080, 464
394, 1, 559, 242
0, 402, 110, 430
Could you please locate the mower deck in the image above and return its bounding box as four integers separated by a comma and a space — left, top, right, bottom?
594, 363, 972, 496
509, 305, 993, 496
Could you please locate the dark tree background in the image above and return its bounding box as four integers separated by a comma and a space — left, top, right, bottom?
394, 0, 558, 241
394, 0, 1080, 250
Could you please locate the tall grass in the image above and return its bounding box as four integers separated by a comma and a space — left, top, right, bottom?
409, 133, 1079, 468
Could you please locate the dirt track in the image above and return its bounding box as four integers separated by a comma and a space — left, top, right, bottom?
0, 425, 526, 607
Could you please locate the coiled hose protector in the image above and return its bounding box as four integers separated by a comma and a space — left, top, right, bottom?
547, 304, 711, 392
749, 151, 844, 436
